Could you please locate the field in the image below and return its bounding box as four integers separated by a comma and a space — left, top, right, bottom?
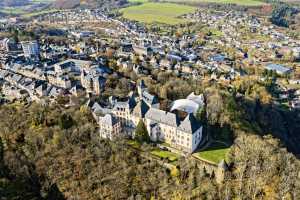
159, 0, 266, 6
0, 0, 56, 17
120, 2, 196, 25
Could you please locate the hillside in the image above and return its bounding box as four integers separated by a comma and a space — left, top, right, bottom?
0, 0, 55, 16
0, 95, 299, 199
159, 0, 267, 6
0, 0, 30, 7
51, 0, 128, 9
0, 12, 7, 17
51, 0, 80, 9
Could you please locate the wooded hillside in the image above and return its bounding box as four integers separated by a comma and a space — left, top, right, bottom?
0, 90, 299, 199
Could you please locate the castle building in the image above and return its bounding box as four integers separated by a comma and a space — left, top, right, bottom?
92, 82, 204, 153
99, 114, 122, 140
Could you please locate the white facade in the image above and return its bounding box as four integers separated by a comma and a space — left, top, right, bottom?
145, 112, 203, 153
111, 102, 203, 153
99, 114, 122, 140
95, 91, 204, 153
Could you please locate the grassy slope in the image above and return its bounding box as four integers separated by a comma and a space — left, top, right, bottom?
120, 2, 196, 25
196, 147, 230, 164
194, 141, 230, 164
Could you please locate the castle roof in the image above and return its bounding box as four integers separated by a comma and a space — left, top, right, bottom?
178, 114, 201, 133
145, 108, 179, 127
132, 100, 149, 118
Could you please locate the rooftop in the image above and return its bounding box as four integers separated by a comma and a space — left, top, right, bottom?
265, 63, 292, 74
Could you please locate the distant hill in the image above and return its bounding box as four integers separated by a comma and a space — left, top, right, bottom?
51, 0, 80, 9
51, 0, 128, 9
0, 0, 30, 7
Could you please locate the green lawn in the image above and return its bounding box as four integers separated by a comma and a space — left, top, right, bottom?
120, 2, 196, 25
194, 142, 230, 164
151, 149, 180, 162
127, 140, 142, 149
160, 0, 266, 6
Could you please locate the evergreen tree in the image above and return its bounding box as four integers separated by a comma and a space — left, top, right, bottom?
58, 114, 73, 129
135, 120, 150, 143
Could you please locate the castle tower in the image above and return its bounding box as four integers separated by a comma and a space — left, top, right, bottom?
216, 159, 228, 184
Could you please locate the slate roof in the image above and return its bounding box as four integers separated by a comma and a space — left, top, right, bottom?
36, 84, 48, 94
178, 114, 201, 133
210, 54, 226, 62
11, 74, 22, 83
24, 81, 36, 92
55, 59, 92, 71
142, 90, 158, 106
23, 65, 35, 71
113, 95, 137, 111
139, 79, 146, 89
128, 93, 137, 110
94, 76, 106, 87
90, 65, 112, 75
145, 108, 179, 127
132, 100, 149, 118
59, 61, 74, 69
265, 63, 291, 74
69, 85, 83, 94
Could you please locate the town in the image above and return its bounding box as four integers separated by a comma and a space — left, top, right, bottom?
1, 6, 300, 156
